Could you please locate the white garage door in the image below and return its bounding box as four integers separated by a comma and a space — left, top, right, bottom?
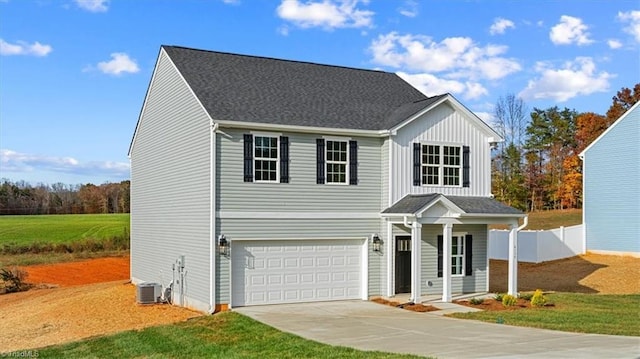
231, 239, 363, 307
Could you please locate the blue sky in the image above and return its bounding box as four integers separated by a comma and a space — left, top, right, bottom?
1, 0, 638, 185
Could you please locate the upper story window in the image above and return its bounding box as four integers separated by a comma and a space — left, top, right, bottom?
326, 140, 348, 184
254, 136, 278, 182
316, 138, 358, 185
414, 143, 469, 188
243, 134, 289, 183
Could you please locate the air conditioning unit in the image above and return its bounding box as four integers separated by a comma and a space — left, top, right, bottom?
137, 283, 161, 304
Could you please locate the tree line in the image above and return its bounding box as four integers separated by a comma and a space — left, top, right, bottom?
0, 180, 130, 215
492, 84, 639, 211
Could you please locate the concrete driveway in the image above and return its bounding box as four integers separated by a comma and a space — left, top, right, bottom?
234, 300, 640, 359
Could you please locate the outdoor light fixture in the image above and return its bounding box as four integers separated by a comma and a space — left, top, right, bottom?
218, 234, 229, 256
372, 234, 381, 252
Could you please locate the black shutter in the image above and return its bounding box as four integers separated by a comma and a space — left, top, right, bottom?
462, 145, 470, 188
413, 143, 421, 186
280, 136, 289, 183
349, 140, 358, 185
437, 235, 443, 278
316, 139, 325, 184
465, 234, 473, 276
243, 134, 253, 182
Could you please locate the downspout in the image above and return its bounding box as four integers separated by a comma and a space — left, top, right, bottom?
507, 215, 528, 296
209, 122, 218, 314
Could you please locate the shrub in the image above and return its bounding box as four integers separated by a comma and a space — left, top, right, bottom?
0, 267, 30, 294
531, 289, 547, 307
519, 292, 533, 301
502, 294, 517, 307
493, 293, 504, 302
469, 297, 484, 305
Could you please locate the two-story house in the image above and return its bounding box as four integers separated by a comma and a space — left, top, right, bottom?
129, 46, 525, 314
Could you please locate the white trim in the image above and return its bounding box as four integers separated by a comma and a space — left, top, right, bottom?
390, 94, 502, 140
325, 138, 349, 185
410, 222, 422, 303
228, 236, 367, 241
209, 122, 216, 314
361, 238, 369, 300
250, 130, 283, 137
217, 211, 380, 219
579, 101, 640, 157
386, 221, 394, 297
217, 119, 388, 138
387, 137, 393, 207
442, 223, 453, 302
252, 134, 280, 183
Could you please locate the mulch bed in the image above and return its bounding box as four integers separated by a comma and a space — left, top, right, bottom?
454, 297, 555, 311
371, 297, 440, 312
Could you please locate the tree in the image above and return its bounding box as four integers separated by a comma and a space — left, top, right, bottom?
575, 112, 608, 153
606, 83, 640, 123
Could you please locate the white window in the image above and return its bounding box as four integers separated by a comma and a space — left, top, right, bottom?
326, 140, 348, 184
422, 144, 461, 186
451, 235, 465, 276
254, 136, 278, 182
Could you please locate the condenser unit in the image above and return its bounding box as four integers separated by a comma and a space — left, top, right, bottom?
137, 282, 161, 304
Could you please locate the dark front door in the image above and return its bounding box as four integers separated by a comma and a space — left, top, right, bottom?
395, 236, 411, 293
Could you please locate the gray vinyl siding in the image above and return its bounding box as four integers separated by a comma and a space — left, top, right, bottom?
215, 129, 383, 302
130, 49, 212, 312
583, 105, 640, 253
391, 223, 487, 295
391, 102, 493, 203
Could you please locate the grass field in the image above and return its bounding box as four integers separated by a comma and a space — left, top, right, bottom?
449, 293, 640, 336
0, 214, 129, 246
491, 208, 582, 230
37, 312, 422, 359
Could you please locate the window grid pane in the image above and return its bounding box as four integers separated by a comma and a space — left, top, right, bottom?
451, 236, 464, 275
254, 136, 278, 182
326, 140, 348, 184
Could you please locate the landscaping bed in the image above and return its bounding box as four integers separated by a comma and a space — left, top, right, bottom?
371, 297, 439, 312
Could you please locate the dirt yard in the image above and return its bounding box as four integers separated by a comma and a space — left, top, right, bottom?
0, 256, 200, 353
490, 253, 640, 294
1, 253, 638, 353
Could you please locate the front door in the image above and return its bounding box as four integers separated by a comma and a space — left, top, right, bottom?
395, 236, 411, 293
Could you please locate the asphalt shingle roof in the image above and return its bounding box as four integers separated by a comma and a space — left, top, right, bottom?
382, 194, 523, 216
162, 45, 443, 131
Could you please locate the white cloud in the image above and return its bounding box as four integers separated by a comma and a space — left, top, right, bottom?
518, 57, 612, 102
74, 0, 109, 12
0, 149, 130, 178
276, 0, 374, 30
489, 18, 515, 35
397, 72, 487, 100
549, 15, 593, 46
607, 39, 623, 49
473, 111, 493, 123
96, 53, 140, 75
618, 10, 640, 43
398, 0, 418, 18
0, 39, 52, 56
370, 32, 521, 80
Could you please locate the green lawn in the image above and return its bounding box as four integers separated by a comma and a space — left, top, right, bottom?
0, 213, 129, 246
492, 209, 582, 230
37, 312, 422, 359
449, 293, 640, 336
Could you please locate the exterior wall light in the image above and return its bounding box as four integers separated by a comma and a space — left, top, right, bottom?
218, 234, 229, 256
372, 234, 382, 252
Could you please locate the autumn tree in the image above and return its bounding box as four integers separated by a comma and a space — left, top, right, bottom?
606, 83, 640, 124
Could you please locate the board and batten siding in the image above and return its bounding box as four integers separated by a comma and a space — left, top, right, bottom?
130, 49, 213, 312
390, 102, 493, 203
392, 224, 487, 295
215, 129, 385, 302
583, 105, 640, 253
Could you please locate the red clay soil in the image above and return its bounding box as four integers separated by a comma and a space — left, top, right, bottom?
371, 297, 439, 312
22, 256, 129, 287
454, 297, 552, 311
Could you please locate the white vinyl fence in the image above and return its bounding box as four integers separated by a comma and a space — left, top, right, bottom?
488, 225, 584, 263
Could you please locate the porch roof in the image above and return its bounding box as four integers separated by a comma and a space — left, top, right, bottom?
381, 194, 524, 217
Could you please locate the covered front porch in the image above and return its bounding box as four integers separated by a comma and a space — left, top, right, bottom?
381, 193, 526, 303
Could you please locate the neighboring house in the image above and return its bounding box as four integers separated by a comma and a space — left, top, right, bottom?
579, 102, 640, 257
129, 45, 525, 313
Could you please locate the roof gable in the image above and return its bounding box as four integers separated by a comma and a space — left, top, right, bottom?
382, 194, 523, 217
579, 101, 640, 157
162, 45, 434, 131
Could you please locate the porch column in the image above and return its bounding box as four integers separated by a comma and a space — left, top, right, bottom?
508, 224, 518, 296
410, 222, 422, 303
386, 220, 394, 297
442, 223, 453, 302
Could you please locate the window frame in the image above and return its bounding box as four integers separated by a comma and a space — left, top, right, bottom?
253, 134, 279, 183
421, 143, 462, 187
324, 138, 349, 185
450, 233, 465, 277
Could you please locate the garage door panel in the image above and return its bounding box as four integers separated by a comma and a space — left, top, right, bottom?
232, 239, 363, 306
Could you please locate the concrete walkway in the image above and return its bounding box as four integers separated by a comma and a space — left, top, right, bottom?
234, 300, 640, 359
